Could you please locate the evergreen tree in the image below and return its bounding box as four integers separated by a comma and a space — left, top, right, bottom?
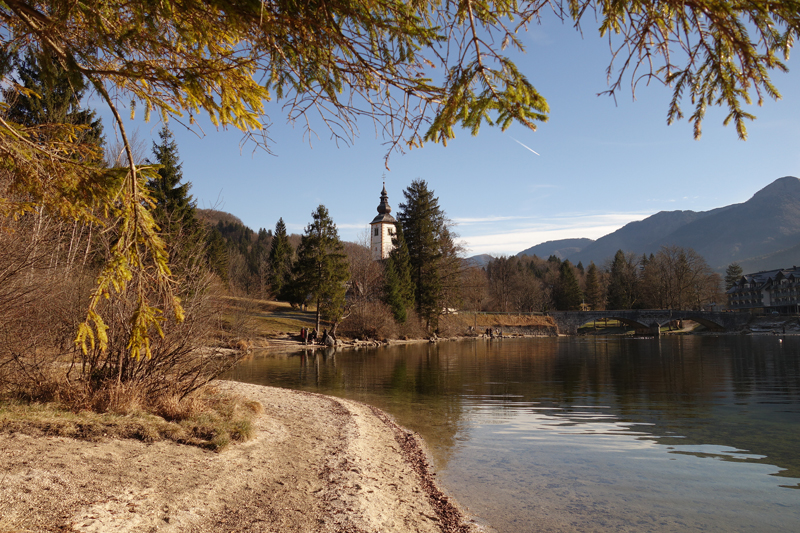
383, 223, 415, 323
4, 50, 104, 168
725, 263, 744, 290
639, 253, 650, 272
397, 180, 452, 331
547, 255, 562, 266
269, 218, 294, 299
5, 50, 104, 151
436, 224, 465, 314
554, 260, 583, 310
584, 262, 604, 310
291, 205, 350, 333
204, 226, 228, 281
607, 250, 638, 310
149, 125, 195, 232
146, 124, 208, 281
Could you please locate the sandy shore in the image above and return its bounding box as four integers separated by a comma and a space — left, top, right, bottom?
0, 382, 479, 533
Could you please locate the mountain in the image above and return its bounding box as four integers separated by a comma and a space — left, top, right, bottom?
521, 176, 800, 271
197, 208, 246, 227
569, 210, 713, 266
652, 176, 800, 268
517, 238, 593, 260
464, 254, 495, 268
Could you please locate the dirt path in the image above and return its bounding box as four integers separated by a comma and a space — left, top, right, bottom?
0, 382, 478, 533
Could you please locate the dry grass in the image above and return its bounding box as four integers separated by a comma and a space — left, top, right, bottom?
0, 385, 263, 451
220, 296, 316, 338
220, 298, 558, 341
443, 313, 555, 330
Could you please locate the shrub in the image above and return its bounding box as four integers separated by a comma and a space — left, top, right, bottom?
0, 211, 245, 410
339, 300, 399, 339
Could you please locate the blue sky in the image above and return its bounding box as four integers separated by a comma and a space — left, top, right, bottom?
101, 15, 800, 259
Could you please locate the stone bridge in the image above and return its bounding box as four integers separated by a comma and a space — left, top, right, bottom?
548, 310, 752, 335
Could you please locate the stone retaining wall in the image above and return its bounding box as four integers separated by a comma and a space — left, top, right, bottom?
474, 325, 557, 336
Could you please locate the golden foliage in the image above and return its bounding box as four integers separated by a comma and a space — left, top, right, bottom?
0, 0, 797, 360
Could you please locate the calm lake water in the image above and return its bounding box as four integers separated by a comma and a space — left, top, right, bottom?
226, 336, 800, 532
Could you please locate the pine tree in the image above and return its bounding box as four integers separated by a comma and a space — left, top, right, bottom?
725, 263, 744, 290
149, 125, 196, 234
436, 225, 464, 315
584, 262, 604, 310
384, 223, 415, 323
291, 206, 350, 333
204, 226, 228, 281
269, 218, 294, 299
547, 255, 562, 266
146, 124, 207, 281
554, 260, 583, 310
4, 49, 104, 157
397, 180, 452, 331
607, 250, 638, 310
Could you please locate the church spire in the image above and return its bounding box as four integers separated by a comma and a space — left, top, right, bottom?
377, 181, 391, 216
370, 181, 396, 261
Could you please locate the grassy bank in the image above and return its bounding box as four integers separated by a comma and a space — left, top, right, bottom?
0, 385, 263, 451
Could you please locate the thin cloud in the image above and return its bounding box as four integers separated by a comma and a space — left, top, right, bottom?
456, 212, 649, 232
527, 183, 558, 191
458, 211, 650, 256
337, 222, 372, 230
453, 214, 541, 225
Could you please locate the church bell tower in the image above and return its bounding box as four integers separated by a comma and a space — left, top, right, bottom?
370, 184, 396, 261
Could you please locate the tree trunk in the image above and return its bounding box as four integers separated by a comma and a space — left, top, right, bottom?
315, 296, 321, 333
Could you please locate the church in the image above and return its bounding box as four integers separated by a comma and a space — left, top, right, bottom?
370, 184, 396, 261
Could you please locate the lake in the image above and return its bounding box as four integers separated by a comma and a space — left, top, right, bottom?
226, 335, 800, 532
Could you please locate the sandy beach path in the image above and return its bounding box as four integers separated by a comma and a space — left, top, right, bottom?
0, 382, 477, 533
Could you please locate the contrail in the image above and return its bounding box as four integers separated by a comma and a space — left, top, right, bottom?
511, 137, 540, 156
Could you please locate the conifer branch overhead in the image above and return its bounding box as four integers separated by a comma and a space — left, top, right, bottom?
1, 0, 793, 154
0, 0, 796, 353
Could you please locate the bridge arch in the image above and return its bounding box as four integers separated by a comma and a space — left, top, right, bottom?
571, 314, 651, 331
675, 314, 726, 332
548, 310, 739, 335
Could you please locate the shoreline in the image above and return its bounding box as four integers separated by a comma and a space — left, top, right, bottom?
0, 381, 480, 533
250, 326, 798, 356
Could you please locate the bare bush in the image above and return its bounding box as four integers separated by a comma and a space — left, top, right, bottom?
339, 300, 399, 339
338, 235, 395, 338
74, 226, 239, 402
435, 313, 462, 337
395, 310, 428, 339
0, 210, 92, 398
0, 206, 241, 408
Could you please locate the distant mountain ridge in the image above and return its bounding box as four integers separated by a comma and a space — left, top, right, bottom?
516, 176, 800, 270
516, 238, 594, 260
568, 210, 714, 266
464, 254, 495, 268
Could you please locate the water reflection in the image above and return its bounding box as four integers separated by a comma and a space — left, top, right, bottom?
227, 336, 800, 532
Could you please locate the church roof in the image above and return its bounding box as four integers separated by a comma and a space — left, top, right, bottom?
372, 213, 396, 224
371, 184, 396, 224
